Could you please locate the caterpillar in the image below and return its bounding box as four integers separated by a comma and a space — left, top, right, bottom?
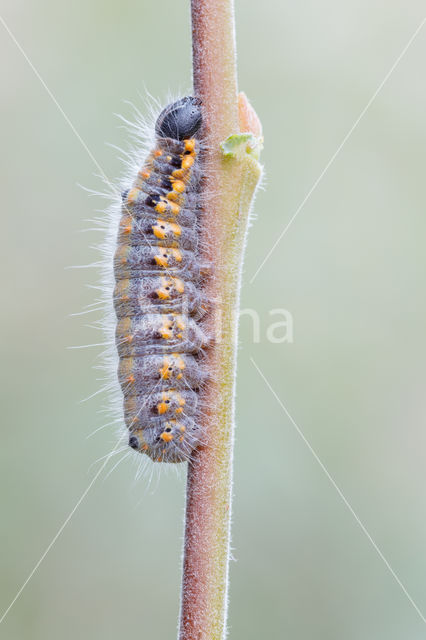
112, 96, 210, 463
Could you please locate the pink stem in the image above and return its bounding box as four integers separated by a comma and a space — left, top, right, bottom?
178, 1, 240, 639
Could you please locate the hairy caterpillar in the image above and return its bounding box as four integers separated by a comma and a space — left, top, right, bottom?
112, 96, 210, 463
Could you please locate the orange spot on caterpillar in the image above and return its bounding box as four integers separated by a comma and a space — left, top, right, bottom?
172, 168, 185, 179
156, 288, 170, 300
181, 156, 194, 170
158, 402, 168, 415
153, 222, 166, 240
155, 201, 167, 214
172, 179, 185, 194
153, 220, 182, 239
184, 139, 196, 152
154, 254, 169, 268
156, 277, 172, 300
159, 357, 171, 379
159, 318, 173, 339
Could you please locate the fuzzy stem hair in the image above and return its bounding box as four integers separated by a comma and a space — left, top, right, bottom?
178, 1, 263, 638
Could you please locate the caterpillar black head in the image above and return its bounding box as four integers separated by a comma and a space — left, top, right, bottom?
155, 96, 202, 141
128, 434, 140, 450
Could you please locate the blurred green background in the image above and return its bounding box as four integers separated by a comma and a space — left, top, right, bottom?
1, 1, 426, 638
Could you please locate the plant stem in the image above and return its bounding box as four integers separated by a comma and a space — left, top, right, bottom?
178, 2, 262, 639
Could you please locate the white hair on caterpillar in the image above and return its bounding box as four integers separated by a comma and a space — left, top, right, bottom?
77, 92, 214, 480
